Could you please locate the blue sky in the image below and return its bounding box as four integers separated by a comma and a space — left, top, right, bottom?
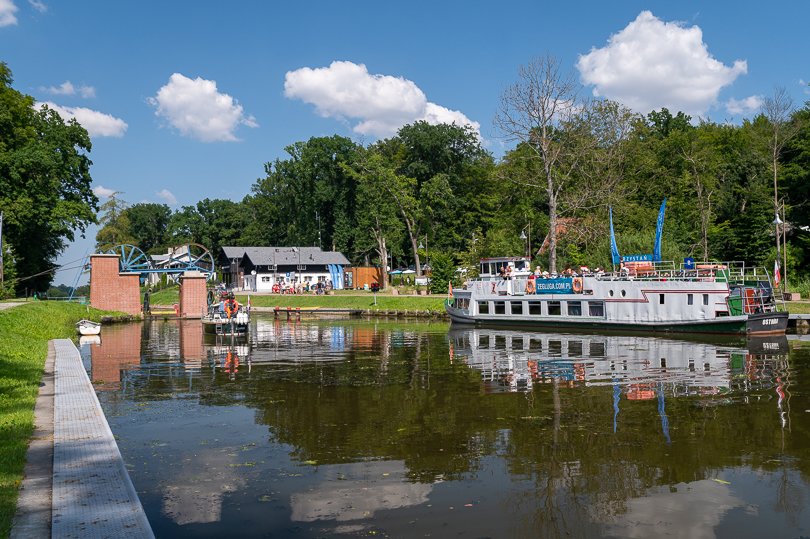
1, 1, 808, 285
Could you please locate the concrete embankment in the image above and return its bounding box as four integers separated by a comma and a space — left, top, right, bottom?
11, 339, 154, 538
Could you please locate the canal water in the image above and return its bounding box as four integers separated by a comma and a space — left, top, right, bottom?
80, 317, 810, 538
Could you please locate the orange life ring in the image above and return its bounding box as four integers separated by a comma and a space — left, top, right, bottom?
572, 277, 583, 294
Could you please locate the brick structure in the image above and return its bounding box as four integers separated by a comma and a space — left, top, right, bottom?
89, 254, 141, 316
179, 272, 207, 319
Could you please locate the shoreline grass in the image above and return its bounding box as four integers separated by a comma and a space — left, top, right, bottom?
149, 286, 449, 312
0, 301, 112, 538
239, 292, 447, 312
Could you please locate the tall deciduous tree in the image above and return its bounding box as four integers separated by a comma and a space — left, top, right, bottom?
495, 55, 581, 273
345, 150, 405, 288
0, 63, 98, 293
760, 87, 800, 287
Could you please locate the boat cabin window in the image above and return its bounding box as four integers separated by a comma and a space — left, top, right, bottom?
512, 336, 524, 350
588, 301, 605, 317
495, 335, 506, 348
510, 301, 523, 315
529, 338, 542, 351
478, 301, 489, 314
568, 341, 583, 357
703, 294, 709, 306
687, 294, 693, 305
659, 294, 665, 305
589, 342, 605, 357
479, 335, 489, 348
528, 301, 542, 315
548, 340, 562, 356
548, 301, 561, 316
567, 301, 582, 316
494, 301, 506, 315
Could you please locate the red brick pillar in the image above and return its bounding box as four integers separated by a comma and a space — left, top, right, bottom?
89, 254, 141, 316
179, 272, 207, 319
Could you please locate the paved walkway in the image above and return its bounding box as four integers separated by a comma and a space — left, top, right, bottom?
12, 339, 154, 538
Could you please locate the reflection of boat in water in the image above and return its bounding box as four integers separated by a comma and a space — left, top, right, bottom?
208, 343, 251, 378
448, 327, 788, 394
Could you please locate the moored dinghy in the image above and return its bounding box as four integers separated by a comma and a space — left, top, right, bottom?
76, 319, 101, 336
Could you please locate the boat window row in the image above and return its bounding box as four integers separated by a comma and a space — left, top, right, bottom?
478, 299, 605, 318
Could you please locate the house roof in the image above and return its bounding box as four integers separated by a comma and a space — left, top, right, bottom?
221, 246, 247, 259
240, 247, 350, 267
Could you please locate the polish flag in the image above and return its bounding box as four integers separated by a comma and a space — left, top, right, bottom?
774, 260, 781, 287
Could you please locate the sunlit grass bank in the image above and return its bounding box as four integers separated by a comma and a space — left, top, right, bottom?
0, 302, 111, 538
148, 286, 448, 313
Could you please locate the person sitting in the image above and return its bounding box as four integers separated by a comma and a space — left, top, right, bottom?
223, 293, 239, 319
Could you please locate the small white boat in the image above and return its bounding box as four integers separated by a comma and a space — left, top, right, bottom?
76, 319, 101, 336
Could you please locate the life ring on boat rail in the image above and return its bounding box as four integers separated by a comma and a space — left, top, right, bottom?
572, 277, 583, 294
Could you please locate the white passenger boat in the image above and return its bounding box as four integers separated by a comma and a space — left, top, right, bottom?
446, 258, 788, 336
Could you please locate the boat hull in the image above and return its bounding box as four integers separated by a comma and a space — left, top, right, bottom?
76, 320, 101, 336
202, 319, 249, 337
745, 311, 789, 336
446, 303, 754, 335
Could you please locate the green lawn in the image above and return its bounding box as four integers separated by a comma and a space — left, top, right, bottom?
241, 292, 447, 312
786, 301, 810, 314
0, 301, 111, 538
148, 286, 448, 313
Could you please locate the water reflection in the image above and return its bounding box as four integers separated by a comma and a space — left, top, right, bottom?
84, 318, 810, 538
449, 327, 789, 396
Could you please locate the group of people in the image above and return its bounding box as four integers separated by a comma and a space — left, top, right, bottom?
271, 279, 332, 295
498, 265, 606, 281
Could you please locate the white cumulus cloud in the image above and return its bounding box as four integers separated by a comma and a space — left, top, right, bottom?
28, 0, 45, 13
0, 0, 18, 26
284, 60, 480, 138
93, 185, 117, 199
726, 95, 762, 115
156, 189, 177, 205
41, 81, 96, 98
148, 73, 258, 142
38, 101, 127, 137
577, 11, 747, 118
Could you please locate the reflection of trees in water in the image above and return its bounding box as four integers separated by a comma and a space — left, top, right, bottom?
114, 321, 810, 528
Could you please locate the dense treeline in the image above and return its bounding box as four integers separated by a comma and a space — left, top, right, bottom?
3, 60, 810, 296
97, 105, 809, 290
